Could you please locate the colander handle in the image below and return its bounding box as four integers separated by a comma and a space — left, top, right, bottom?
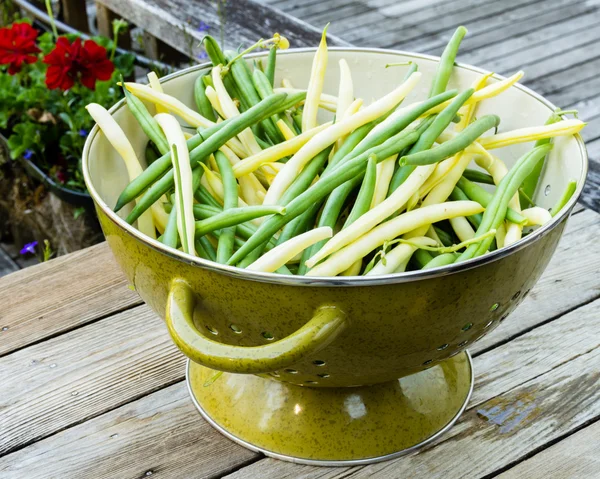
165, 279, 347, 374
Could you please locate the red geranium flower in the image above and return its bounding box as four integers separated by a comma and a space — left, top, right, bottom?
44, 37, 114, 91
0, 23, 41, 75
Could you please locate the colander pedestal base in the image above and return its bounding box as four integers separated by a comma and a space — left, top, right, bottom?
186, 351, 473, 466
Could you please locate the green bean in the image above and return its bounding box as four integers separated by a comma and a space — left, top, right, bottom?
457, 144, 553, 261
193, 238, 211, 260
162, 206, 179, 248
203, 36, 248, 110
434, 226, 455, 247
225, 51, 283, 144
194, 186, 222, 209
196, 205, 285, 237
145, 143, 160, 165
196, 236, 217, 261
214, 150, 238, 263
429, 26, 468, 97
303, 174, 363, 267
252, 69, 294, 134
450, 186, 483, 228
456, 177, 526, 225
292, 110, 303, 132
275, 146, 333, 246
227, 128, 421, 265
463, 168, 495, 185
413, 249, 434, 268
344, 156, 377, 227
277, 202, 321, 247
194, 73, 217, 122
520, 111, 562, 207
388, 88, 474, 195
122, 93, 294, 223
424, 252, 458, 269
550, 180, 577, 217
400, 115, 500, 166
123, 87, 169, 155
266, 46, 277, 87
327, 89, 457, 179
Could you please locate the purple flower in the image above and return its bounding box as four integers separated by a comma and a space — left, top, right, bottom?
23, 149, 33, 160
20, 241, 38, 255
197, 21, 210, 32
78, 129, 88, 137
196, 50, 208, 60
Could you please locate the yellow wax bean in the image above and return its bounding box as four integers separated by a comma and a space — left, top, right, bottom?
456, 72, 494, 130
275, 88, 338, 112
423, 71, 525, 118
367, 237, 437, 276
264, 71, 422, 205
277, 119, 297, 140
307, 201, 484, 277
495, 222, 507, 249
335, 58, 354, 149
155, 113, 196, 256
478, 119, 585, 150
204, 85, 226, 118
449, 216, 475, 242
212, 65, 261, 156
522, 207, 552, 226
232, 122, 331, 177
147, 72, 168, 114
303, 26, 329, 132
124, 82, 212, 128
247, 227, 333, 272
218, 145, 263, 205
123, 82, 246, 157
306, 162, 435, 268
418, 155, 460, 198
86, 104, 156, 239
371, 155, 398, 208
341, 259, 362, 276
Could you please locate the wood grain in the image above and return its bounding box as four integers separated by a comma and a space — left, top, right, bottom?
471, 209, 600, 355
224, 298, 600, 478
0, 383, 257, 479
94, 0, 349, 63
0, 242, 141, 357
0, 305, 184, 455
497, 420, 600, 479
4, 296, 599, 479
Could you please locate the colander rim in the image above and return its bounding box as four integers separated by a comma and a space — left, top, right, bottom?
82, 47, 588, 287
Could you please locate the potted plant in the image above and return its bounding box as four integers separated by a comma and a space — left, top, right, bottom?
0, 5, 136, 255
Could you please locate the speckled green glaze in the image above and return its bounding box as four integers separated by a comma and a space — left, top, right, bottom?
97, 206, 568, 387
188, 352, 472, 461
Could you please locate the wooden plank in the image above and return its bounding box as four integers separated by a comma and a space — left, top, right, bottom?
529, 56, 600, 101
411, 0, 599, 55
462, 10, 600, 68
224, 299, 600, 478
581, 151, 600, 212
0, 383, 258, 479
4, 296, 599, 478
95, 2, 132, 50
471, 209, 600, 355
345, 0, 504, 45
94, 0, 349, 62
358, 0, 542, 47
327, 10, 386, 37
304, 2, 372, 26
0, 242, 141, 357
549, 74, 600, 108
60, 0, 89, 33
0, 305, 185, 455
496, 420, 600, 479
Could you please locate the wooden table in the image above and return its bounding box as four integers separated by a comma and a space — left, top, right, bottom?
1, 203, 599, 478
2, 0, 600, 477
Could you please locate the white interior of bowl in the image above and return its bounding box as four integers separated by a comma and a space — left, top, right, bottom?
83, 48, 587, 280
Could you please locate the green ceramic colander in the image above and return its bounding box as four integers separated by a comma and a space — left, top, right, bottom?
83, 48, 587, 465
